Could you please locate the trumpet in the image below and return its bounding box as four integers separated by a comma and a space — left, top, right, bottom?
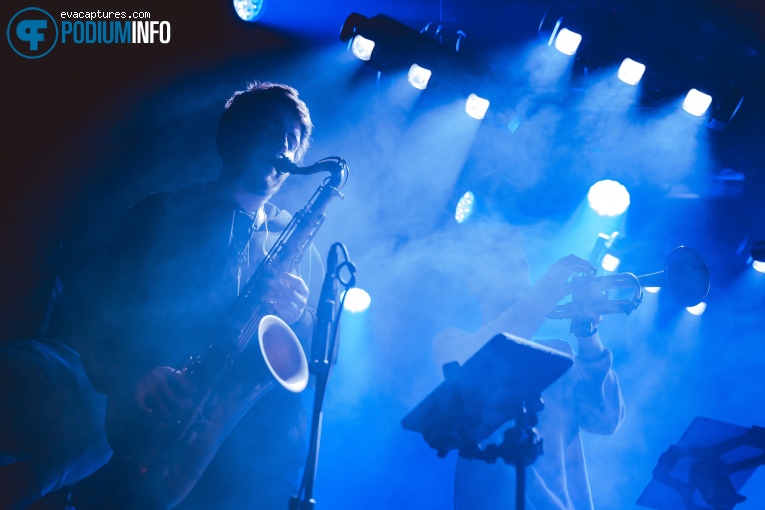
547, 246, 710, 319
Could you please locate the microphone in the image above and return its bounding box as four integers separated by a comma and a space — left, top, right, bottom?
275, 157, 346, 176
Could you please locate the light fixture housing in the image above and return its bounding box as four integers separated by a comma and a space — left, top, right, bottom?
587, 180, 631, 217
351, 35, 375, 61
343, 288, 372, 313
554, 28, 582, 55
465, 94, 490, 120
682, 88, 713, 117
408, 63, 432, 90
617, 58, 646, 85
233, 0, 266, 22
455, 191, 475, 223
601, 253, 621, 272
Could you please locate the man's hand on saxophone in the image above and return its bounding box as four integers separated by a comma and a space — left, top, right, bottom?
265, 271, 310, 326
133, 366, 196, 424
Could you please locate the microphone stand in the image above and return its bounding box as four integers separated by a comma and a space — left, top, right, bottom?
290, 244, 350, 510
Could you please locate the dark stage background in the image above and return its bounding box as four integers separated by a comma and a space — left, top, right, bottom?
3, 0, 765, 508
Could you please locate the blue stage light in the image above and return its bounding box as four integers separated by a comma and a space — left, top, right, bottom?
351, 35, 375, 61
601, 253, 621, 272
554, 28, 582, 55
408, 64, 432, 90
587, 180, 631, 217
343, 288, 371, 313
686, 301, 707, 316
753, 260, 765, 274
465, 94, 490, 120
617, 58, 646, 85
233, 0, 266, 22
455, 191, 475, 223
682, 88, 713, 116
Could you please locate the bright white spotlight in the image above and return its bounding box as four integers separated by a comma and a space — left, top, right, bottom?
686, 301, 707, 316
554, 28, 582, 55
455, 191, 475, 223
617, 58, 646, 85
644, 287, 660, 294
465, 94, 490, 120
682, 89, 713, 116
587, 180, 631, 217
408, 64, 432, 90
753, 260, 765, 274
351, 35, 375, 61
343, 288, 371, 313
233, 0, 266, 22
601, 253, 621, 272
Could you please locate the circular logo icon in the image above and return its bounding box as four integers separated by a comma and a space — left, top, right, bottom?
7, 7, 58, 59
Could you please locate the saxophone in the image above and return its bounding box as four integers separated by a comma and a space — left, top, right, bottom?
104, 158, 349, 510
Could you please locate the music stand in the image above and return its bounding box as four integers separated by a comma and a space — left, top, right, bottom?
401, 333, 573, 510
637, 417, 765, 510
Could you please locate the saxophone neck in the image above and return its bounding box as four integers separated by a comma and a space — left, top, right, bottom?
325, 158, 349, 191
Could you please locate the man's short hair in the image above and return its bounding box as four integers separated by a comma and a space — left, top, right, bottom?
216, 81, 313, 165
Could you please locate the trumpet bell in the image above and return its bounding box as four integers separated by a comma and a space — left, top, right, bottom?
639, 246, 710, 307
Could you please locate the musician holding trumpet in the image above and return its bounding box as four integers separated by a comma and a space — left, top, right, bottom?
433, 247, 626, 510
72, 82, 325, 509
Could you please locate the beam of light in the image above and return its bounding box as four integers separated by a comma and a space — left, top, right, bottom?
617, 58, 646, 85
455, 191, 475, 223
753, 260, 765, 274
343, 287, 371, 313
601, 253, 621, 272
465, 94, 490, 120
644, 286, 660, 293
554, 28, 582, 56
587, 180, 631, 217
686, 301, 707, 315
682, 89, 713, 117
351, 35, 375, 61
233, 0, 266, 22
407, 64, 432, 90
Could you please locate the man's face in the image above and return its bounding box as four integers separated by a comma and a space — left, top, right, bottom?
230, 104, 302, 199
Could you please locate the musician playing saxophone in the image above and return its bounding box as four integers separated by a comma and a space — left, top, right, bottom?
73, 82, 323, 509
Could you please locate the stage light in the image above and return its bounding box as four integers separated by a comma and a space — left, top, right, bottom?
753, 260, 765, 274
554, 28, 582, 56
682, 88, 713, 116
340, 13, 466, 77
617, 58, 646, 85
686, 301, 707, 316
601, 253, 621, 272
455, 191, 475, 223
408, 64, 432, 90
465, 94, 490, 120
644, 287, 660, 293
233, 0, 266, 22
587, 180, 631, 217
343, 288, 371, 313
351, 35, 375, 61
